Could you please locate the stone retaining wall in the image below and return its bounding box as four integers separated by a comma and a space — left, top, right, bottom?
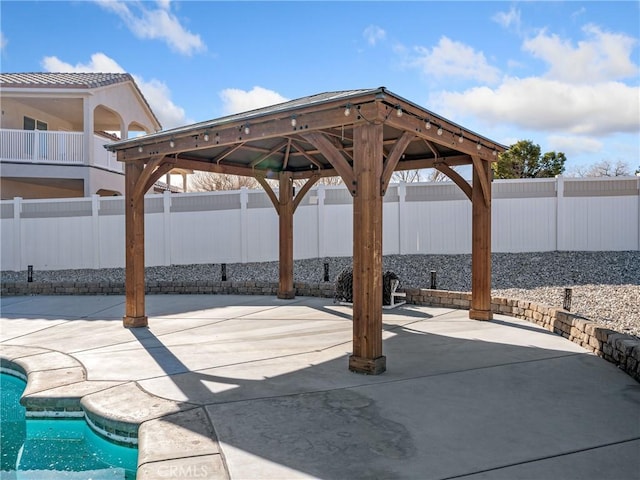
2, 280, 638, 382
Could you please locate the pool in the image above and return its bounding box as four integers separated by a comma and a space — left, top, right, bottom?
0, 373, 138, 479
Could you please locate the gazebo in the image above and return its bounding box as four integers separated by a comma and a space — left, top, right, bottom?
106, 87, 506, 375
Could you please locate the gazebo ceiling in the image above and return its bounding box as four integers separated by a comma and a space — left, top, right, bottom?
107, 87, 506, 181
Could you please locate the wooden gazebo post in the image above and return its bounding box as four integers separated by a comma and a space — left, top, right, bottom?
123, 161, 148, 328
278, 172, 295, 299
349, 123, 386, 374
470, 157, 493, 321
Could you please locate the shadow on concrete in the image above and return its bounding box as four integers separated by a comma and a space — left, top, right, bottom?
127, 301, 640, 480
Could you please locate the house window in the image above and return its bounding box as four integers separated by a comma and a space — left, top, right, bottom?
24, 116, 47, 131
23, 117, 48, 157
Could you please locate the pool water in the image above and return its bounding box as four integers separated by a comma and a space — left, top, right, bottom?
0, 373, 137, 479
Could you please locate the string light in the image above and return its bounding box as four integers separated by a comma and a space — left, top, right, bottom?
203, 132, 210, 142
138, 146, 143, 153
396, 105, 403, 117
437, 126, 443, 136
244, 124, 250, 135
425, 119, 431, 130
458, 133, 464, 144
290, 115, 297, 127
169, 139, 175, 148
344, 104, 351, 116
493, 149, 498, 157
476, 142, 482, 151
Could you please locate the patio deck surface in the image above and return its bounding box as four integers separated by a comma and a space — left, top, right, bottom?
1, 294, 639, 479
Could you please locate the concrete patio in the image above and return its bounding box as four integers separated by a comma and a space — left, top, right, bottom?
1, 294, 639, 479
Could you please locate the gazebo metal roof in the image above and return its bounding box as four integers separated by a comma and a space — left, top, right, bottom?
107, 87, 504, 187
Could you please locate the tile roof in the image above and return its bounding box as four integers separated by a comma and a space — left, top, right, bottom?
0, 72, 134, 89
1, 72, 161, 129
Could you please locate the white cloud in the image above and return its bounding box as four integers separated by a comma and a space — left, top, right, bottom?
431, 77, 640, 136
0, 31, 7, 51
40, 53, 188, 129
547, 135, 603, 155
42, 52, 125, 73
411, 37, 501, 84
94, 0, 205, 56
135, 77, 187, 129
571, 7, 587, 21
219, 87, 289, 115
523, 24, 638, 83
363, 25, 386, 46
492, 6, 521, 31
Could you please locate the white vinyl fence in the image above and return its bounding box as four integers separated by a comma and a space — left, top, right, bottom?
1, 177, 639, 272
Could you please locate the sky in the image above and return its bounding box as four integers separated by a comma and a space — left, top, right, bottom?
1, 1, 639, 174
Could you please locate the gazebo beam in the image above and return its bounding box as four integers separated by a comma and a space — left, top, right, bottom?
381, 131, 414, 195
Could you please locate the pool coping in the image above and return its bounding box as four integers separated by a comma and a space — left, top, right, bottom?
0, 347, 229, 479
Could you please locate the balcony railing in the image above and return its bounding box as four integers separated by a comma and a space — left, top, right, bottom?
0, 128, 121, 173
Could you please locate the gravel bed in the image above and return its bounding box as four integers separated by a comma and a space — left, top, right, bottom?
2, 251, 638, 337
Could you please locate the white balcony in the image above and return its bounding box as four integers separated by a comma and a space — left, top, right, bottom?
0, 128, 121, 173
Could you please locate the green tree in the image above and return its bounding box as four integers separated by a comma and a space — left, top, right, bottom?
493, 140, 566, 179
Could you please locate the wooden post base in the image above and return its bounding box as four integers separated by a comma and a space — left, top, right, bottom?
123, 316, 148, 328
277, 290, 295, 300
349, 355, 386, 375
469, 309, 493, 321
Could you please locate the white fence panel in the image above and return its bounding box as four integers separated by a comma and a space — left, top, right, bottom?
383, 202, 400, 255
98, 215, 125, 268
1, 219, 16, 271
170, 210, 243, 264
293, 205, 320, 260
492, 198, 557, 252
21, 216, 94, 270
1, 178, 638, 272
562, 196, 639, 251
402, 201, 471, 254
322, 204, 353, 257
246, 208, 279, 263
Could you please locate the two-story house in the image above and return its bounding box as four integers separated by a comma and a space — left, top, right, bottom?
0, 72, 179, 199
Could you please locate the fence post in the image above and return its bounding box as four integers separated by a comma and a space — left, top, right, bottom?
240, 187, 249, 263
556, 175, 564, 251
163, 190, 172, 266
92, 194, 101, 268
13, 197, 22, 271
398, 181, 406, 254
317, 184, 325, 259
